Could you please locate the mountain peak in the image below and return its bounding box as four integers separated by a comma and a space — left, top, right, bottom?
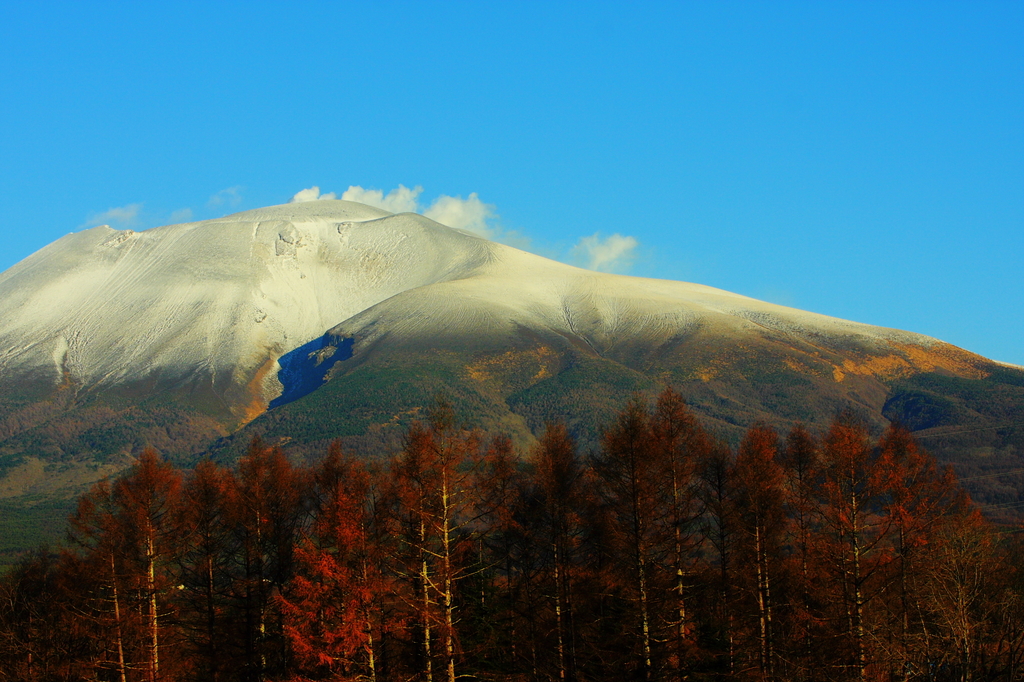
217, 199, 394, 224
0, 203, 496, 422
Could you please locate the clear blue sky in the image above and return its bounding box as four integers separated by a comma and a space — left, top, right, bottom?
2, 2, 1021, 364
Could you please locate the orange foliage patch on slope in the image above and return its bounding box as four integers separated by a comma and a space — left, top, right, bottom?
832, 341, 989, 383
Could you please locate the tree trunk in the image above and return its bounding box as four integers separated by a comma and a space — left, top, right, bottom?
206, 555, 218, 682
147, 527, 159, 682
420, 516, 434, 682
638, 554, 652, 681
110, 552, 128, 682
673, 473, 688, 673
852, 490, 866, 682
554, 540, 567, 682
441, 474, 456, 682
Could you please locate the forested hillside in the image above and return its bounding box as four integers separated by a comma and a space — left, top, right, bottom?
2, 390, 1022, 681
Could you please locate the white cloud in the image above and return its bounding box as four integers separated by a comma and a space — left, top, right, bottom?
168, 208, 194, 223
291, 183, 507, 243
571, 232, 638, 273
80, 203, 143, 229
290, 186, 337, 203
340, 184, 421, 213
208, 186, 244, 208
423, 193, 496, 238
339, 185, 498, 237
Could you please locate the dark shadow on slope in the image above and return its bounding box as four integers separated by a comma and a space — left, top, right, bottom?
269, 335, 353, 409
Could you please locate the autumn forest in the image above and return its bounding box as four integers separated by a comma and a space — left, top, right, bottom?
2, 388, 1023, 682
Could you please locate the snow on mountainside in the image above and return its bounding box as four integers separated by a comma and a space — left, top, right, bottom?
325, 235, 937, 354
0, 199, 989, 429
0, 201, 494, 421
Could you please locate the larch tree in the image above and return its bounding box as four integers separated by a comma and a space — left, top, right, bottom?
921, 509, 1001, 681
531, 422, 588, 682
0, 549, 93, 680
111, 449, 183, 682
697, 436, 738, 676
875, 422, 964, 677
731, 424, 786, 681
228, 437, 304, 681
593, 397, 664, 681
388, 420, 439, 682
388, 400, 483, 682
649, 387, 707, 678
814, 415, 892, 681
474, 433, 528, 673
278, 441, 383, 681
68, 479, 136, 682
779, 424, 820, 678
175, 459, 236, 682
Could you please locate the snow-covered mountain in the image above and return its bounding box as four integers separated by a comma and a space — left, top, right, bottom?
0, 200, 1020, 503
0, 201, 495, 423
0, 200, 977, 416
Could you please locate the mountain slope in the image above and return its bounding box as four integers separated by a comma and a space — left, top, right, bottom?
1, 200, 1021, 520
231, 241, 1002, 456
0, 201, 491, 424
